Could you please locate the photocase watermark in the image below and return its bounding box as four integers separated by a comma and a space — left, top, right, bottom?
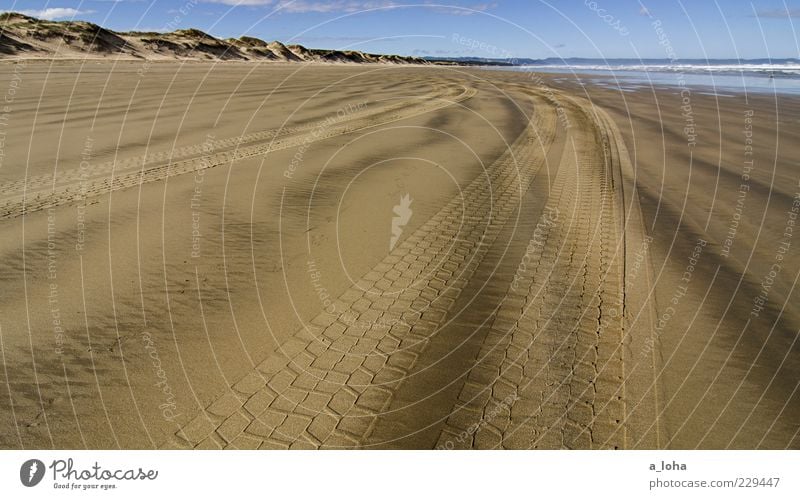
20, 459, 45, 487
527, 73, 572, 130
390, 193, 413, 251
162, 0, 200, 33
284, 101, 368, 180
448, 34, 571, 130
511, 207, 559, 291
43, 208, 66, 356
751, 180, 800, 318
137, 0, 200, 78
190, 133, 215, 259
308, 259, 337, 315
0, 61, 25, 171
74, 135, 94, 255
306, 259, 410, 331
642, 238, 707, 356
721, 110, 755, 258
626, 234, 654, 290
584, 0, 630, 36
646, 13, 697, 147
20, 457, 158, 490
437, 393, 520, 449
451, 33, 514, 59
141, 331, 181, 422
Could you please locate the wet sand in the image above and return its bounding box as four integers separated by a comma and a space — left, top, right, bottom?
575, 77, 800, 449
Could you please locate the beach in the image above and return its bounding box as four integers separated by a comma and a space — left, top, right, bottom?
0, 61, 797, 449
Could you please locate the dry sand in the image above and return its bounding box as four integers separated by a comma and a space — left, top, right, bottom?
0, 61, 797, 449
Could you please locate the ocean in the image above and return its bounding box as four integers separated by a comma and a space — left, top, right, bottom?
494, 58, 800, 95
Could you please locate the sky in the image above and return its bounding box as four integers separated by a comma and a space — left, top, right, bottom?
2, 0, 799, 59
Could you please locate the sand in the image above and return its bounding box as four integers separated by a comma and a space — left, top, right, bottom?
0, 60, 797, 449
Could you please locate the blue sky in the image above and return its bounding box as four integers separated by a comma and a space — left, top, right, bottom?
2, 1, 799, 59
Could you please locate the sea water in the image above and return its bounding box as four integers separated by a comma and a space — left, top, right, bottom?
492, 60, 800, 95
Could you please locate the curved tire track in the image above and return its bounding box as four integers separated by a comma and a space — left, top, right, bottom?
167, 92, 559, 449
434, 93, 654, 450
0, 83, 475, 220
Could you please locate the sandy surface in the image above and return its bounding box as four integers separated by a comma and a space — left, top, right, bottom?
0, 61, 797, 449
577, 79, 800, 449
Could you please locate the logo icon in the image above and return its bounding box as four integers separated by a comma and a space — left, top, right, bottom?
390, 194, 413, 251
20, 459, 45, 487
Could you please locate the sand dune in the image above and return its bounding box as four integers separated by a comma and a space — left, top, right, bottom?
0, 61, 797, 449
0, 12, 428, 64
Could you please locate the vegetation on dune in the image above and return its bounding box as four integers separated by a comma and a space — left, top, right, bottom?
0, 11, 429, 64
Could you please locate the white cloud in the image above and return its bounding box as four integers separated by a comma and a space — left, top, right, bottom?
16, 8, 94, 20
432, 2, 497, 16
202, 0, 496, 15
275, 1, 397, 13
203, 0, 275, 5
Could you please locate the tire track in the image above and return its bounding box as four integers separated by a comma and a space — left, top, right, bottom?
0, 83, 475, 221
362, 89, 569, 449
435, 93, 632, 449
166, 93, 559, 449
591, 103, 663, 449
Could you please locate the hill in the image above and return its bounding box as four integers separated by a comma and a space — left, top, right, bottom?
0, 12, 429, 64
